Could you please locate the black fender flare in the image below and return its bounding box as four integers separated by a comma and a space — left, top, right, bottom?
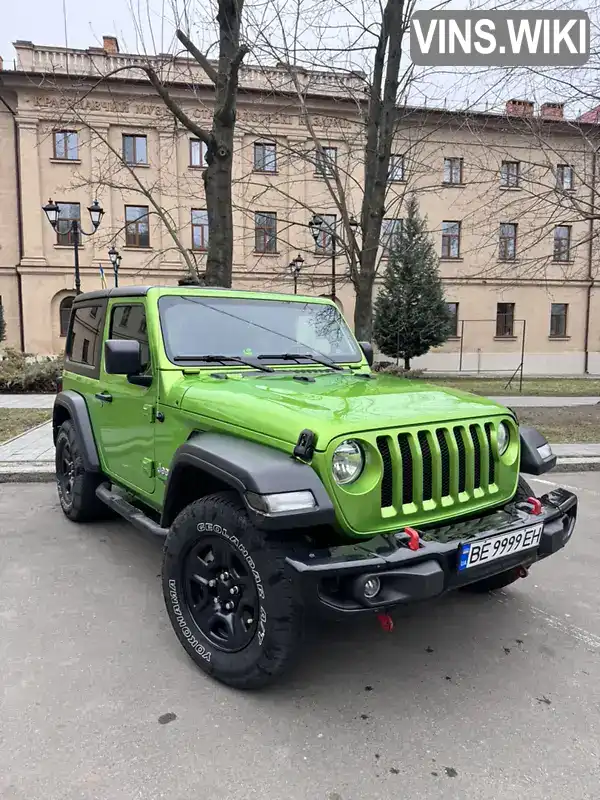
162, 432, 336, 530
519, 425, 557, 475
53, 390, 101, 473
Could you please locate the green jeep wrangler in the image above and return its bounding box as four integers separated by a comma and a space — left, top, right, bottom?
53, 286, 577, 688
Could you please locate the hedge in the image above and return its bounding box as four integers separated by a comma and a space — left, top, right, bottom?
0, 349, 62, 393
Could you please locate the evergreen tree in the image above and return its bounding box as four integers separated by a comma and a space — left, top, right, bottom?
0, 300, 5, 344
373, 195, 452, 370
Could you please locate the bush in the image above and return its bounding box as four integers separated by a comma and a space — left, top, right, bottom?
373, 362, 426, 380
0, 349, 63, 393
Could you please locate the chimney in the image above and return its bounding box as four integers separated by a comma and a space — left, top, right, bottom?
506, 99, 534, 117
102, 36, 119, 54
540, 102, 564, 120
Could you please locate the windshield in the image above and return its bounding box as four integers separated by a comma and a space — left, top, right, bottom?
158, 295, 362, 365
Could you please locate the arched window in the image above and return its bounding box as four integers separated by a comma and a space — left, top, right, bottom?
59, 296, 75, 337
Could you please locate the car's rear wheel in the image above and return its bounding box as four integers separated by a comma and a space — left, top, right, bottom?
162, 491, 305, 689
462, 475, 535, 593
55, 419, 108, 522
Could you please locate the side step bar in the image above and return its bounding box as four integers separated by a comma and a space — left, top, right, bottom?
96, 482, 168, 538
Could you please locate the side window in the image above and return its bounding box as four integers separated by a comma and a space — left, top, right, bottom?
110, 304, 151, 373
66, 304, 104, 367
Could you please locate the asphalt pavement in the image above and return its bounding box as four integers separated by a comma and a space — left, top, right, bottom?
1, 477, 599, 800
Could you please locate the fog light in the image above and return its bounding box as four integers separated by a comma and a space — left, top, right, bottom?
363, 576, 381, 599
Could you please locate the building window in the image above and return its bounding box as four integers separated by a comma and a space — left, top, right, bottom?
500, 161, 520, 188
123, 134, 148, 165
441, 221, 461, 258
191, 209, 209, 250
59, 296, 75, 337
499, 223, 517, 260
81, 339, 90, 363
550, 303, 568, 337
254, 212, 277, 253
56, 203, 81, 246
125, 205, 150, 248
388, 154, 405, 182
443, 157, 463, 184
315, 214, 336, 253
254, 142, 277, 173
553, 225, 571, 262
496, 302, 515, 337
316, 146, 337, 177
53, 130, 78, 160
189, 139, 207, 168
447, 302, 459, 336
557, 164, 574, 190
381, 218, 403, 254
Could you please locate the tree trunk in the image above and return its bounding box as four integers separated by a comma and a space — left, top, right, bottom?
354, 272, 376, 340
404, 356, 411, 370
204, 135, 234, 286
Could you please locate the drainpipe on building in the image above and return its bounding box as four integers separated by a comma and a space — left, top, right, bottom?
0, 90, 26, 353
583, 147, 597, 375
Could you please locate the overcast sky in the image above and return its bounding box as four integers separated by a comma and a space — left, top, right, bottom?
1, 0, 597, 116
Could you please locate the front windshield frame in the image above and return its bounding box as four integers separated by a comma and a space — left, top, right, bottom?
157, 294, 364, 367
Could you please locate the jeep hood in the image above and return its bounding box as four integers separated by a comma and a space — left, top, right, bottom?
178, 371, 508, 450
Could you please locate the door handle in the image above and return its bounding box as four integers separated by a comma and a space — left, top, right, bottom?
95, 391, 113, 403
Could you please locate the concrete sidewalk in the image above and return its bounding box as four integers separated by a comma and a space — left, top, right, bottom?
1, 420, 598, 482
0, 394, 55, 409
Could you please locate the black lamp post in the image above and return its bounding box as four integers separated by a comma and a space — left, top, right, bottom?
288, 253, 305, 294
43, 198, 104, 295
108, 246, 122, 288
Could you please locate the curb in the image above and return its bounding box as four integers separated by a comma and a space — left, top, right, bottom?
1, 457, 600, 485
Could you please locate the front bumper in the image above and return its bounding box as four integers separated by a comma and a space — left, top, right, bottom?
285, 488, 577, 615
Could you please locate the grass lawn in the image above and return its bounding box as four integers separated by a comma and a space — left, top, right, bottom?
0, 409, 52, 444
517, 407, 600, 443
417, 376, 600, 396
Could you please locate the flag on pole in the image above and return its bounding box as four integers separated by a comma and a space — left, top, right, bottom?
99, 265, 107, 289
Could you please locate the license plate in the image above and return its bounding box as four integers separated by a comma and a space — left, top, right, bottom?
458, 524, 543, 571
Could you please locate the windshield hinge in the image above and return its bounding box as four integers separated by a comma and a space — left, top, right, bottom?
293, 429, 317, 462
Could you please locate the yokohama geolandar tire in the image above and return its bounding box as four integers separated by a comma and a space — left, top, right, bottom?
162, 491, 305, 689
55, 419, 109, 523
462, 476, 536, 593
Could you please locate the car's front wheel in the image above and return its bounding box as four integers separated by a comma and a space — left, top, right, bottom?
162, 491, 305, 689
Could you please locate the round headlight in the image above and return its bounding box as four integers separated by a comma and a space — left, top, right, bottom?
332, 440, 364, 485
497, 422, 510, 455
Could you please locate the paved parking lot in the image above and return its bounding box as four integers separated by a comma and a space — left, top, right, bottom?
1, 475, 599, 800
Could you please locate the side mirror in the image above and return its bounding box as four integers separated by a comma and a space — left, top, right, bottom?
359, 341, 374, 367
104, 339, 142, 375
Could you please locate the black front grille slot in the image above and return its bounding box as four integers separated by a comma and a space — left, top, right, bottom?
470, 425, 482, 488
454, 427, 467, 493
377, 436, 394, 508
398, 433, 413, 505
484, 423, 496, 484
436, 429, 450, 496
418, 431, 433, 501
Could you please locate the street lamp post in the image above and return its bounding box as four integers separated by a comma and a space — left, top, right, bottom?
309, 214, 360, 301
108, 246, 122, 288
288, 253, 305, 294
43, 199, 104, 295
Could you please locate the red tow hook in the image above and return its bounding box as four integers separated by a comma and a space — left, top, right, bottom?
526, 497, 543, 516
404, 527, 420, 551
377, 613, 394, 632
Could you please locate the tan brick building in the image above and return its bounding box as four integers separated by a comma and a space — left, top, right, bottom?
0, 37, 598, 373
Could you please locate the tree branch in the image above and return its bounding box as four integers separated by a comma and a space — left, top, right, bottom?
176, 28, 219, 85
141, 64, 212, 145
217, 45, 250, 124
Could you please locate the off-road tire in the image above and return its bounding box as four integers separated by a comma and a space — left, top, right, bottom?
162, 491, 305, 689
55, 419, 108, 522
462, 475, 535, 593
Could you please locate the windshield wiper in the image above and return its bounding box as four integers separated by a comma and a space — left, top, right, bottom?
257, 352, 344, 371
173, 354, 274, 373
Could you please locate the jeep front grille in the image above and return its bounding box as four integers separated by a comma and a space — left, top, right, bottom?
376, 421, 499, 513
